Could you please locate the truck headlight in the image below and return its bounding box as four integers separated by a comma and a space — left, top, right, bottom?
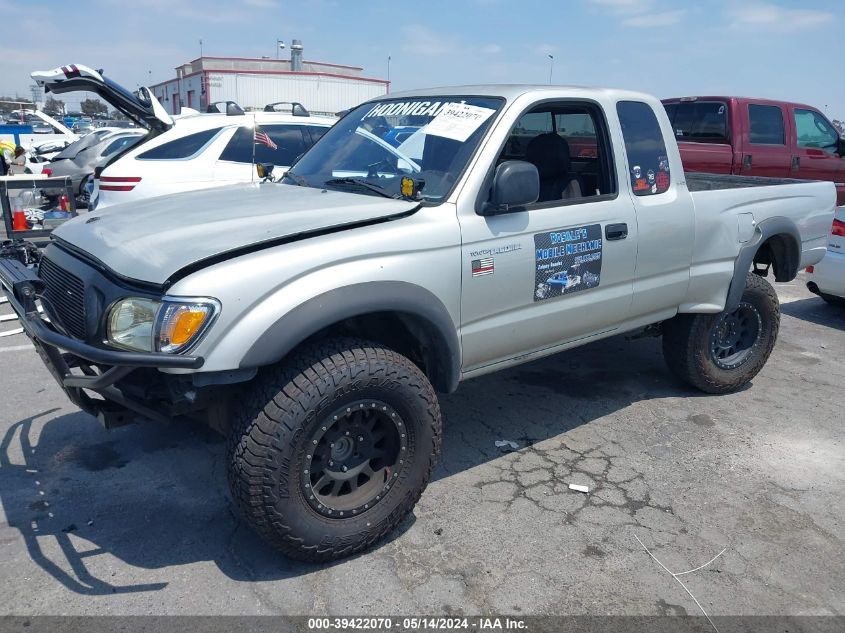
107, 297, 220, 353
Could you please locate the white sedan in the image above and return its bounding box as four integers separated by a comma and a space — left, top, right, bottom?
92, 109, 334, 209
32, 63, 335, 210
806, 207, 845, 306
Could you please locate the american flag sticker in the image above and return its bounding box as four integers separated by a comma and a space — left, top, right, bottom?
471, 257, 495, 277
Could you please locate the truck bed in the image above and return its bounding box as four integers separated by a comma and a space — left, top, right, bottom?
686, 172, 809, 192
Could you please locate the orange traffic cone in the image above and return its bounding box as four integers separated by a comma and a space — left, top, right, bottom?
12, 209, 28, 231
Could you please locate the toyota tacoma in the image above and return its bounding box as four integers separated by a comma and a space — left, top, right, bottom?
1, 82, 836, 562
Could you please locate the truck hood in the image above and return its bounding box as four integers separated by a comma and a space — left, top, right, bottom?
52, 183, 419, 285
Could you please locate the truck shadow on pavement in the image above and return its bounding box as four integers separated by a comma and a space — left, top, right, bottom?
780, 297, 845, 331
0, 335, 712, 595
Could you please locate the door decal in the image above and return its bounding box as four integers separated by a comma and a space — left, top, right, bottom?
534, 224, 603, 301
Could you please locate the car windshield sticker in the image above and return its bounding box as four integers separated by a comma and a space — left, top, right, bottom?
362, 100, 448, 119
534, 224, 602, 302
424, 103, 496, 142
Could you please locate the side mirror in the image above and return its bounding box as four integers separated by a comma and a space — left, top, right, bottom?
838, 137, 845, 157
481, 160, 539, 215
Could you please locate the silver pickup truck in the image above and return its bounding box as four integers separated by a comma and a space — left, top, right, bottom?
0, 84, 835, 562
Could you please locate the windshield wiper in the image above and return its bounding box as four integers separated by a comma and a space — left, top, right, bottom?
323, 177, 399, 199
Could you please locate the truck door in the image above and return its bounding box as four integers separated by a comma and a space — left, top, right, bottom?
739, 102, 791, 177
458, 100, 637, 371
790, 106, 845, 204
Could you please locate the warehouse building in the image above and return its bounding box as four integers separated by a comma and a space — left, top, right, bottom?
150, 41, 389, 116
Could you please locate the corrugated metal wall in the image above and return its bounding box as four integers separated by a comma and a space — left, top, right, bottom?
155, 73, 386, 115
214, 73, 386, 115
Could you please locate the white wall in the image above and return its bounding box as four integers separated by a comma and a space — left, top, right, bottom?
211, 73, 386, 115
155, 72, 386, 116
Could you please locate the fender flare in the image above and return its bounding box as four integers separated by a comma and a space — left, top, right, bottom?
239, 281, 461, 393
725, 216, 800, 311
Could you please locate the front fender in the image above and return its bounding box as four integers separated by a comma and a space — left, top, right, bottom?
240, 281, 461, 392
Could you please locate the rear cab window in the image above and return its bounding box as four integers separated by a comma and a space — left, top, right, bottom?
616, 101, 671, 196
747, 104, 785, 145
664, 100, 728, 143
138, 128, 223, 160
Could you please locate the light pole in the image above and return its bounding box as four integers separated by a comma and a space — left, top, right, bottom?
387, 55, 391, 91
276, 39, 285, 60
548, 54, 554, 84
199, 38, 203, 58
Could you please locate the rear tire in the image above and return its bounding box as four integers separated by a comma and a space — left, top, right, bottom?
228, 337, 442, 562
662, 273, 779, 394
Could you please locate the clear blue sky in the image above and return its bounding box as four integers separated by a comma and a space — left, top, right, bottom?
2, 0, 842, 120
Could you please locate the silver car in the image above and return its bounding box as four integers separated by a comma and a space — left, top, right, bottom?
45, 130, 145, 196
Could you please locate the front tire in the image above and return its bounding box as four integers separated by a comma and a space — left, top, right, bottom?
662, 273, 780, 394
228, 338, 442, 562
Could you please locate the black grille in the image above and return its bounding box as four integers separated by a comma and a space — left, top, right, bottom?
39, 256, 87, 339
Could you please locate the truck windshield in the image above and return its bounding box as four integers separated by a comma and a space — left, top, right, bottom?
285, 96, 504, 202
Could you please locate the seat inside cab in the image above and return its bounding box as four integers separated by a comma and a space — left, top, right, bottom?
497, 104, 614, 203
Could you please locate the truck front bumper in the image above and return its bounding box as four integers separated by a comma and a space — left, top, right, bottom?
0, 255, 203, 426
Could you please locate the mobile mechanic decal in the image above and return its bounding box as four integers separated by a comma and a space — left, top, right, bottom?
534, 224, 602, 301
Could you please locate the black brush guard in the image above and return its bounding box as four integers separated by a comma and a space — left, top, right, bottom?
0, 254, 203, 427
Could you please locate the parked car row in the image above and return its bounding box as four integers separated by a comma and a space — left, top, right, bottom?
31, 64, 336, 211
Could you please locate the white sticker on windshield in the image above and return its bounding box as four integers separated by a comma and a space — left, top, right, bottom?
424, 103, 495, 142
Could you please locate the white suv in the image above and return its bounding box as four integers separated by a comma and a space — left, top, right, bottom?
32, 64, 335, 210
92, 110, 333, 209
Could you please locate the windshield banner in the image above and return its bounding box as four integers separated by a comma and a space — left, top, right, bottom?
361, 100, 496, 142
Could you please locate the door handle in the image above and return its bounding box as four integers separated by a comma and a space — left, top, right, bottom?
743, 154, 752, 168
792, 155, 800, 169
605, 223, 628, 241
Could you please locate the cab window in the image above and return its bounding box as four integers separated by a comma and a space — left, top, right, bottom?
496, 102, 614, 204
748, 104, 785, 145
616, 101, 671, 196
794, 109, 838, 151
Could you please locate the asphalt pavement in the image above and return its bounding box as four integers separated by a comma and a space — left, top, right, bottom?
0, 274, 842, 617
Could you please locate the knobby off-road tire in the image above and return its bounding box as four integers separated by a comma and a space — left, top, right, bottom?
662, 272, 780, 394
228, 338, 442, 562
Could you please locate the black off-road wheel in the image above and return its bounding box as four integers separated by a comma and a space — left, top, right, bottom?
228, 338, 442, 562
662, 272, 780, 394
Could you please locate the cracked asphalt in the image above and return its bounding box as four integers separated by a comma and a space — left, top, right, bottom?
0, 274, 842, 616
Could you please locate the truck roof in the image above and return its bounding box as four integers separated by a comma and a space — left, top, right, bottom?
662, 95, 820, 112
377, 84, 658, 103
